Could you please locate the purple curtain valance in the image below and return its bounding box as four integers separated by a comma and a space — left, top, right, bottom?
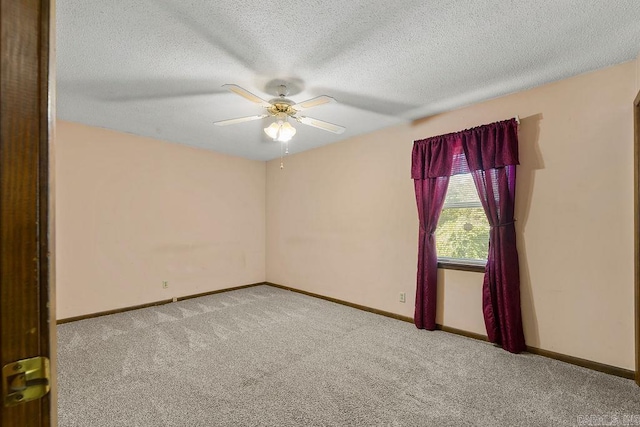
411, 118, 519, 179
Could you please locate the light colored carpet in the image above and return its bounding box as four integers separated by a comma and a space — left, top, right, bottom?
57, 285, 640, 426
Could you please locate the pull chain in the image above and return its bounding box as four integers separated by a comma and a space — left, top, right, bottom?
280, 140, 284, 169
280, 140, 289, 169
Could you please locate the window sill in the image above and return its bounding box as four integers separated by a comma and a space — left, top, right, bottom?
437, 259, 486, 273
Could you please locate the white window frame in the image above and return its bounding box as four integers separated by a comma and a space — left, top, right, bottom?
436, 178, 488, 271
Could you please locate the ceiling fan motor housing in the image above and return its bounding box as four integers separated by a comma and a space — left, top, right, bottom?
267, 99, 297, 117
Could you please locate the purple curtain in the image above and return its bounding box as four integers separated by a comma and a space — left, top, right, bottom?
411, 133, 460, 330
462, 120, 525, 353
413, 176, 449, 330
412, 118, 524, 353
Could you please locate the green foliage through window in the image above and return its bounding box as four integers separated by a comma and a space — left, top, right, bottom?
435, 174, 489, 262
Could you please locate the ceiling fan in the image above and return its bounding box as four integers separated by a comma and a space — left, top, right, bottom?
213, 83, 346, 142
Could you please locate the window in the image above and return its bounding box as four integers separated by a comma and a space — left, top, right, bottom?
435, 173, 489, 270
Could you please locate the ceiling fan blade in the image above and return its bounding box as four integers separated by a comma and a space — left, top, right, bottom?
104, 90, 224, 102
214, 114, 268, 126
58, 79, 230, 103
222, 84, 272, 107
311, 87, 418, 116
292, 95, 336, 111
295, 116, 345, 134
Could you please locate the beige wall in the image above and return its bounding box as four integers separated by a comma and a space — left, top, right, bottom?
266, 60, 637, 369
56, 121, 266, 319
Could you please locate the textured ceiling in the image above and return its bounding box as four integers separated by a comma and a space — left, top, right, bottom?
57, 1, 640, 161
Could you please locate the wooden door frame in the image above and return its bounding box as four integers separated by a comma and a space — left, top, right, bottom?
0, 0, 54, 425
635, 89, 640, 386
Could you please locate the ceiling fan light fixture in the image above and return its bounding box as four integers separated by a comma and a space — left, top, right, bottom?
278, 122, 296, 142
264, 120, 296, 142
264, 122, 281, 140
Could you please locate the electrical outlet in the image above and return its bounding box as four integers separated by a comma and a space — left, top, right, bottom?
162, 281, 168, 289
399, 292, 406, 303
